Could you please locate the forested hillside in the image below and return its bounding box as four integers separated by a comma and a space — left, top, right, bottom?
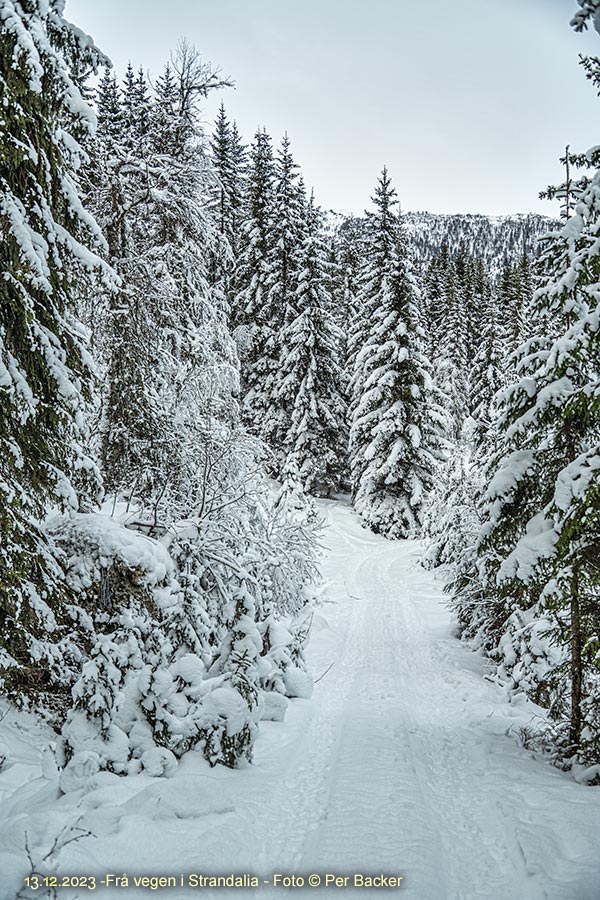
330, 210, 557, 271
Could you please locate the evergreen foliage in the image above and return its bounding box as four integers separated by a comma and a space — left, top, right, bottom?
278, 195, 347, 496
0, 0, 109, 696
350, 169, 440, 538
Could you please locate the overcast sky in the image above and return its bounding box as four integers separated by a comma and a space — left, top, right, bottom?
68, 0, 600, 217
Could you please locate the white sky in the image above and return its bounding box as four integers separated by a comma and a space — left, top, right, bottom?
68, 0, 600, 217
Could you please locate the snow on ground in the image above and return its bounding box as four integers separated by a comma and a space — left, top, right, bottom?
1, 499, 599, 900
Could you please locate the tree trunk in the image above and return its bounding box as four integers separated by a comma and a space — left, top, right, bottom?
569, 572, 583, 751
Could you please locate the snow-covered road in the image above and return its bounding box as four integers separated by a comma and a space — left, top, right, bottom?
1, 500, 599, 900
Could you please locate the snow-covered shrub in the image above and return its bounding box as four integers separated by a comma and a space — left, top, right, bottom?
50, 512, 253, 772
51, 513, 177, 773
51, 471, 319, 779
422, 429, 481, 573
492, 606, 565, 709
258, 616, 312, 697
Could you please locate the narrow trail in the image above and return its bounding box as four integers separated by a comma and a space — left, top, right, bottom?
1, 500, 599, 900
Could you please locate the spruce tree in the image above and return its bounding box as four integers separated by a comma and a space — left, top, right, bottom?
421, 241, 451, 360
350, 169, 439, 537
334, 216, 364, 391
241, 133, 306, 466
267, 134, 305, 326
467, 288, 505, 449
208, 104, 246, 326
96, 66, 122, 143
477, 146, 600, 761
0, 0, 109, 694
90, 63, 159, 506
438, 258, 469, 439
349, 169, 398, 495
235, 128, 275, 386
278, 195, 347, 496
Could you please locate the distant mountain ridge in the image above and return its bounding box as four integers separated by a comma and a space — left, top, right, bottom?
328, 210, 559, 270
402, 211, 558, 267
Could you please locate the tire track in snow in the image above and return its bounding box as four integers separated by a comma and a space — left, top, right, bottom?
380, 545, 551, 900
253, 542, 382, 892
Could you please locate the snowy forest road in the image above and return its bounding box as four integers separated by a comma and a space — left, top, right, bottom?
1, 501, 600, 900
253, 501, 600, 900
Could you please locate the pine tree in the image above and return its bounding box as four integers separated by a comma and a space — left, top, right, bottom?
0, 0, 109, 696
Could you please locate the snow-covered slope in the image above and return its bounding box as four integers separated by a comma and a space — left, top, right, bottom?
1, 500, 598, 900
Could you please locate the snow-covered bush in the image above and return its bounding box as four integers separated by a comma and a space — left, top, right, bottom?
492, 606, 565, 709
50, 472, 318, 779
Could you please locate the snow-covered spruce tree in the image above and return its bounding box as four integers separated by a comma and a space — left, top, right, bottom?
421, 421, 485, 608
349, 169, 440, 538
420, 241, 477, 440
243, 134, 306, 467
438, 256, 469, 440
507, 253, 536, 356
425, 293, 503, 637
0, 0, 110, 698
333, 216, 364, 380
234, 128, 275, 388
277, 194, 347, 496
348, 170, 398, 499
267, 135, 306, 327
421, 242, 451, 360
423, 277, 502, 578
496, 256, 533, 363
475, 145, 600, 764
467, 286, 505, 448
83, 63, 159, 497
209, 103, 245, 292
462, 255, 491, 376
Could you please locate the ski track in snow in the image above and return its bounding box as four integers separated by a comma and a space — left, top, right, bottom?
1, 500, 600, 900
